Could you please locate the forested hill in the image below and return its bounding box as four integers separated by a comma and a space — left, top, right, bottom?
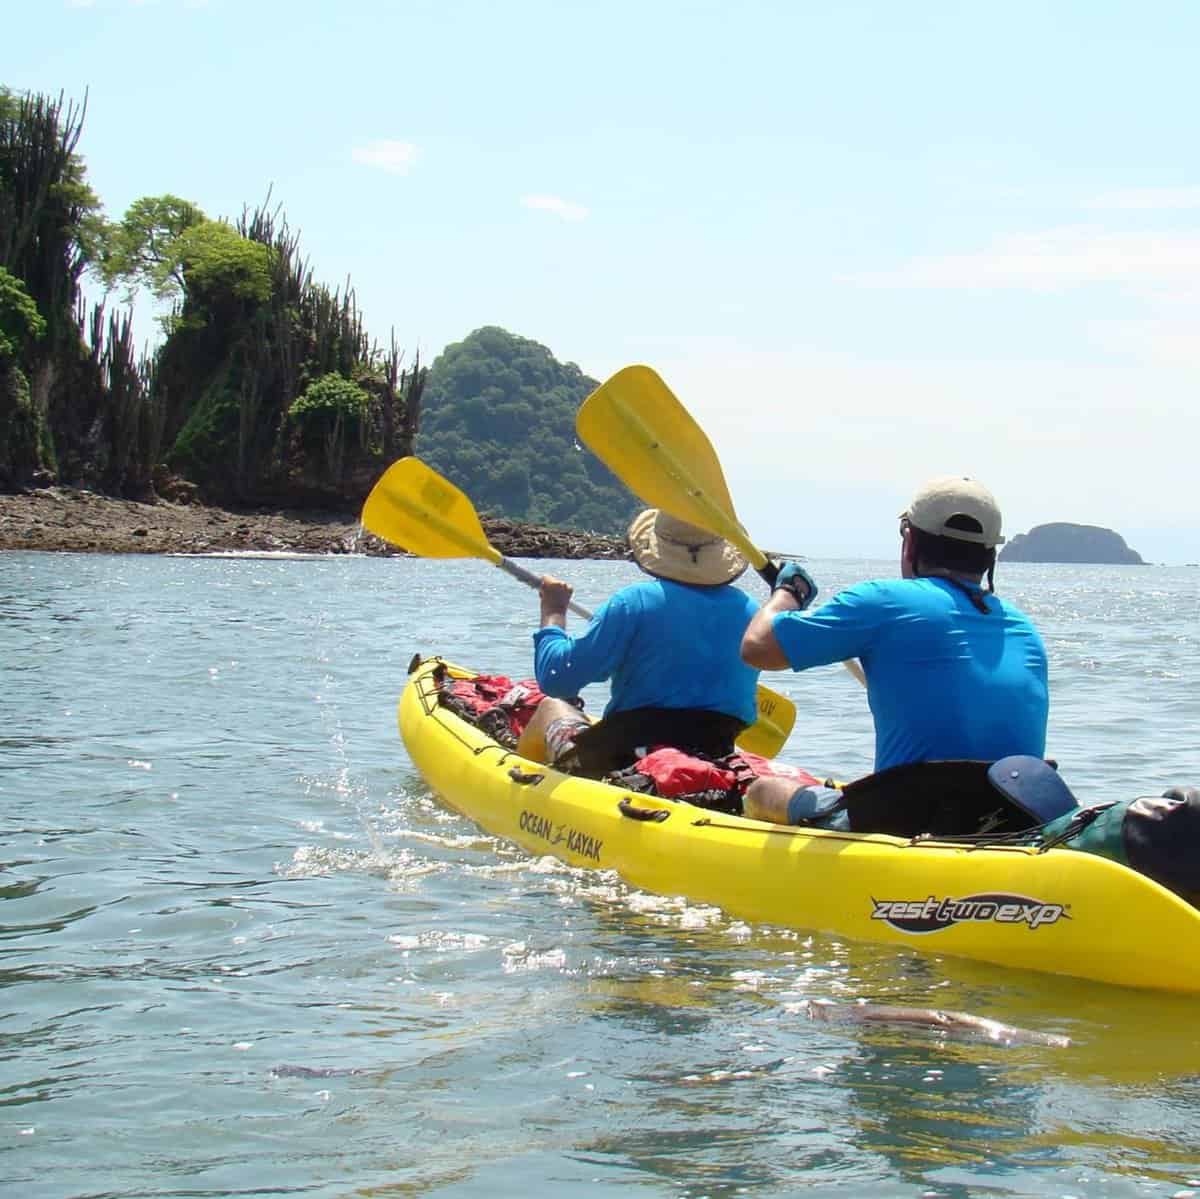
416, 327, 638, 536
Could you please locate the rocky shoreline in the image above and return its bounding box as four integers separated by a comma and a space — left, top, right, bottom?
0, 487, 630, 560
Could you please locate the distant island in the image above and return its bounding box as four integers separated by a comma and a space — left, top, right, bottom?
1000, 523, 1145, 565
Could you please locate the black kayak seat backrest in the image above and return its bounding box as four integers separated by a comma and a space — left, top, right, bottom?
572, 706, 745, 778
840, 758, 1076, 838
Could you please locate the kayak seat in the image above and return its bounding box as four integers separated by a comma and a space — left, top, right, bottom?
840, 759, 1062, 838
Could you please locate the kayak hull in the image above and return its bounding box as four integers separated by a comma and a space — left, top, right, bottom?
399, 658, 1200, 994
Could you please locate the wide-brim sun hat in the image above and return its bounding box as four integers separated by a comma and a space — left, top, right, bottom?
627, 509, 748, 586
902, 475, 1005, 547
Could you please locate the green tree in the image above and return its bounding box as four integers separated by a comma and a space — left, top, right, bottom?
94, 193, 206, 302
288, 372, 371, 484
289, 372, 369, 425
95, 199, 271, 326
0, 267, 46, 359
174, 220, 272, 316
0, 87, 104, 330
0, 266, 50, 489
0, 87, 109, 485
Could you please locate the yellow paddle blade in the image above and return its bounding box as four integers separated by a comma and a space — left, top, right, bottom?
581, 365, 868, 691
577, 365, 766, 570
739, 684, 797, 757
361, 457, 502, 564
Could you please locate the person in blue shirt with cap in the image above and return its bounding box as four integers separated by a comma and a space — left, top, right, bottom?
740, 476, 1049, 825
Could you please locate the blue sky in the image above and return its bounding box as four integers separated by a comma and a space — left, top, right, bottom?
8, 0, 1200, 561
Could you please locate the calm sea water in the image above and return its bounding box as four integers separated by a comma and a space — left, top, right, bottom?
1, 550, 1198, 1199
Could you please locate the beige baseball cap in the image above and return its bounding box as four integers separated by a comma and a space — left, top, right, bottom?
902, 476, 1005, 547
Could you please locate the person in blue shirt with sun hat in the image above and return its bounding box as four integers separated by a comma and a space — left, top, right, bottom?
516, 508, 761, 778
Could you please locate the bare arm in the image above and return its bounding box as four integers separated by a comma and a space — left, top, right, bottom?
741, 589, 805, 670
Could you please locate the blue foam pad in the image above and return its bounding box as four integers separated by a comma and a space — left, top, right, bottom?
987, 756, 1078, 824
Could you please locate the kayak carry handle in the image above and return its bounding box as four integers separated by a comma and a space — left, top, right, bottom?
618, 798, 670, 823
507, 767, 546, 786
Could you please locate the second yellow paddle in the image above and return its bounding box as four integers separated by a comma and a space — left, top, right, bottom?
577, 365, 867, 687
361, 456, 797, 757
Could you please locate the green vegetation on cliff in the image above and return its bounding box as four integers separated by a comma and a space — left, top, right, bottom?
92, 193, 425, 505
417, 327, 636, 535
2, 88, 629, 532
1, 85, 424, 505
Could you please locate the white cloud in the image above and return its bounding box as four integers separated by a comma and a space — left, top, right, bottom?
1088, 313, 1200, 368
842, 227, 1200, 293
1088, 186, 1200, 210
351, 140, 418, 175
521, 194, 589, 222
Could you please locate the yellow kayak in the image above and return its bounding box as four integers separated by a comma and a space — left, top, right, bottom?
400, 657, 1200, 994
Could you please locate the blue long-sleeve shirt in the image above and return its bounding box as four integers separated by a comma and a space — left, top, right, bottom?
533, 578, 760, 724
772, 577, 1048, 772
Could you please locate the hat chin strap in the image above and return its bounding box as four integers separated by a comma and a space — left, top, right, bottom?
659, 530, 720, 564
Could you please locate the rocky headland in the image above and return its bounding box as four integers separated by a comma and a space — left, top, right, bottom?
0, 487, 629, 560
1000, 522, 1145, 565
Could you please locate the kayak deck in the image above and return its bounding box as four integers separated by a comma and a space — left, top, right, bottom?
399, 658, 1200, 994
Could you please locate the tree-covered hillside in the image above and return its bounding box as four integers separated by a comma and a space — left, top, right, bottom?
417, 327, 637, 535
1, 85, 423, 505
